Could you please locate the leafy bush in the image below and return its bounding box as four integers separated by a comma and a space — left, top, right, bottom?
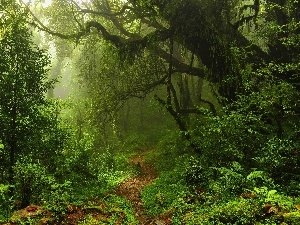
283, 211, 300, 224
172, 186, 300, 225
80, 195, 138, 225
180, 197, 261, 225
42, 180, 74, 216
0, 184, 11, 222
195, 110, 265, 169
13, 160, 78, 218
54, 133, 136, 200
94, 145, 138, 191
185, 159, 247, 196
122, 133, 150, 153
142, 143, 191, 216
146, 131, 194, 174
184, 156, 207, 187
253, 187, 294, 212
142, 172, 188, 216
246, 170, 275, 189
208, 163, 246, 196
254, 137, 300, 189
13, 160, 54, 208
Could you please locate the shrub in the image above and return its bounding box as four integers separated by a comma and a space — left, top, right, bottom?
0, 184, 11, 222
254, 137, 300, 188
196, 110, 264, 169
283, 211, 300, 224
42, 180, 74, 216
246, 170, 275, 189
13, 160, 54, 208
142, 172, 188, 216
185, 160, 247, 196
180, 197, 261, 225
184, 156, 208, 187
142, 152, 190, 216
209, 163, 246, 196
13, 160, 76, 218
80, 195, 138, 225
175, 187, 300, 225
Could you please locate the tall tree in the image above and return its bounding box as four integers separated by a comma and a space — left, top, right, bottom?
0, 5, 60, 206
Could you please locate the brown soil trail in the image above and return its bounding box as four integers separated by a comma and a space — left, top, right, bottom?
5, 150, 167, 225
114, 150, 159, 225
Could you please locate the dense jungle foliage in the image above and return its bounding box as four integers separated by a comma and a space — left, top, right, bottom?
0, 0, 299, 224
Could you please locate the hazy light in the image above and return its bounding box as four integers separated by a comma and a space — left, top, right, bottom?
42, 0, 52, 7
21, 0, 52, 7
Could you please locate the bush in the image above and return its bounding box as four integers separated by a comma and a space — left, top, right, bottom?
0, 184, 11, 222
196, 110, 265, 169
184, 156, 207, 187
142, 148, 190, 216
185, 159, 247, 196
13, 160, 77, 218
142, 173, 188, 216
13, 160, 54, 208
180, 197, 261, 225
80, 195, 138, 225
246, 170, 275, 189
42, 180, 74, 216
208, 163, 246, 196
283, 211, 300, 224
173, 187, 300, 225
254, 137, 300, 188
122, 133, 150, 153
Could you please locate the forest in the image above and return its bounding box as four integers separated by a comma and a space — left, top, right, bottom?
0, 0, 299, 224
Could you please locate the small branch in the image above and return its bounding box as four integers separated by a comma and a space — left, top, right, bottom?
79, 5, 133, 17
126, 74, 168, 99
85, 21, 125, 46
154, 95, 187, 132
105, 3, 140, 39
179, 108, 203, 115
154, 46, 206, 79
29, 9, 84, 39
200, 98, 217, 115
70, 0, 81, 10
154, 95, 202, 153
233, 15, 257, 30
166, 32, 174, 105
189, 51, 195, 68
169, 83, 180, 113
141, 18, 166, 30
233, 0, 260, 30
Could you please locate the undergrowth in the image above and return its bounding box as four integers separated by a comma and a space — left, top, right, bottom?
79, 195, 138, 225
1, 133, 146, 224
142, 131, 300, 225
142, 131, 195, 216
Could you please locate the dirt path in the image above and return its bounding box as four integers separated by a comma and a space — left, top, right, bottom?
6, 150, 167, 225
114, 150, 159, 225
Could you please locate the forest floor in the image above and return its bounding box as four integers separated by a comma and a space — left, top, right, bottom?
114, 149, 170, 225
6, 150, 171, 225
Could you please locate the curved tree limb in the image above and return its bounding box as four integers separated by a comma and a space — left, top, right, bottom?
199, 98, 217, 116
154, 95, 201, 153
29, 7, 206, 80
169, 82, 180, 113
